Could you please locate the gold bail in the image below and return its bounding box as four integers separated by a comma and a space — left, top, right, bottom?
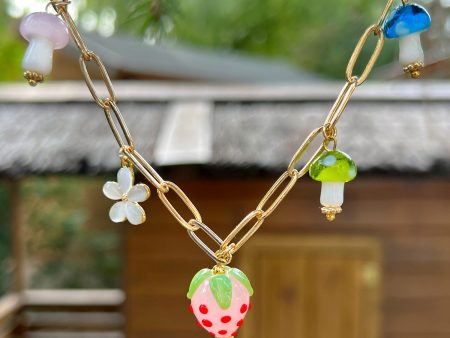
212, 265, 226, 275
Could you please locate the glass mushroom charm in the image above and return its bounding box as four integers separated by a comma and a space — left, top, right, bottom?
309, 150, 357, 221
188, 266, 253, 338
19, 12, 70, 86
383, 3, 431, 79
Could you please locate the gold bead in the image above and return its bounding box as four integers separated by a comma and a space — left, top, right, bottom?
24, 71, 44, 86
403, 62, 424, 79
321, 206, 342, 222
411, 70, 421, 79
326, 212, 336, 221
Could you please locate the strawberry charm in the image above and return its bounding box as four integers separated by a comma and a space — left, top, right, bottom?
187, 265, 254, 338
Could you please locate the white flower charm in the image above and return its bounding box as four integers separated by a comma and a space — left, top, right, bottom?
103, 167, 150, 225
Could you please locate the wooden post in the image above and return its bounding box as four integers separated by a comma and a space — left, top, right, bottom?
10, 179, 25, 293
9, 179, 26, 336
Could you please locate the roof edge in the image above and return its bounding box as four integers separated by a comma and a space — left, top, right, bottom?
1, 80, 450, 103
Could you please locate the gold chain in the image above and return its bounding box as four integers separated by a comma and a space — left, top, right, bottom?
49, 0, 397, 265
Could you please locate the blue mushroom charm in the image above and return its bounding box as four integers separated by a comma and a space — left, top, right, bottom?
383, 3, 431, 78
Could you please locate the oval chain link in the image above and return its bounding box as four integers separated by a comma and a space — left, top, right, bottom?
287, 127, 325, 178
53, 4, 91, 60
103, 100, 135, 148
121, 148, 168, 191
221, 210, 265, 255
187, 220, 230, 264
345, 24, 385, 86
157, 181, 202, 231
324, 81, 357, 132
377, 0, 397, 28
256, 170, 298, 219
51, 0, 397, 264
79, 52, 116, 109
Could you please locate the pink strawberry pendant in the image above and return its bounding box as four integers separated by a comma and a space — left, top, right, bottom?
187, 266, 254, 338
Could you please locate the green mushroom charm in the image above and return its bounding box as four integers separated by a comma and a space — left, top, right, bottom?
309, 150, 357, 221
187, 266, 254, 338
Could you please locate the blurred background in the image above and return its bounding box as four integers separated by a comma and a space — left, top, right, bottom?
0, 0, 449, 338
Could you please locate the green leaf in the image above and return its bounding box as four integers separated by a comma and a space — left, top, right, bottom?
209, 275, 233, 309
229, 268, 254, 296
187, 268, 212, 299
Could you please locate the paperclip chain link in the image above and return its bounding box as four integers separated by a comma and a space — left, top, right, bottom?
50, 0, 396, 264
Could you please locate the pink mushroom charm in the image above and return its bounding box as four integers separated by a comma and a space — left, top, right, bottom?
19, 12, 70, 86
187, 266, 254, 338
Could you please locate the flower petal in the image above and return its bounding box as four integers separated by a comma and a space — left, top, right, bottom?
126, 202, 146, 225
128, 184, 151, 203
109, 201, 127, 223
118, 167, 134, 194
103, 181, 122, 200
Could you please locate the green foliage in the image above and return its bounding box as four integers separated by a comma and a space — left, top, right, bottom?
0, 2, 25, 82
107, 0, 396, 77
1, 0, 398, 81
0, 183, 11, 295
21, 177, 121, 289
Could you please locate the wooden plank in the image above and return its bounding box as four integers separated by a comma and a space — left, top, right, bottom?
25, 331, 124, 338
258, 256, 309, 338
125, 177, 449, 338
23, 290, 124, 308
239, 236, 381, 258
0, 294, 22, 326
10, 180, 26, 292
133, 179, 450, 235
125, 295, 194, 332
25, 312, 124, 331
160, 178, 450, 202
315, 257, 354, 338
386, 270, 450, 299
385, 334, 450, 338
239, 236, 381, 338
126, 267, 196, 297
132, 200, 450, 238
386, 260, 450, 277
0, 294, 22, 338
384, 236, 450, 263
385, 298, 450, 333
127, 330, 198, 338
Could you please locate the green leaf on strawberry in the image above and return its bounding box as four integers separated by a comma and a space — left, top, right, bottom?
229, 268, 254, 296
187, 266, 254, 311
187, 268, 212, 299
209, 274, 233, 309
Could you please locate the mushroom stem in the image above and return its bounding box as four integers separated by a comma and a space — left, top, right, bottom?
320, 182, 344, 207
320, 182, 344, 221
399, 33, 424, 66
22, 37, 54, 76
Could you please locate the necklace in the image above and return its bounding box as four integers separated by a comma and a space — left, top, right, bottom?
18, 1, 431, 337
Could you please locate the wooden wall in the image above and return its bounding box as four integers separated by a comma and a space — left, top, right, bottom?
239, 236, 382, 338
125, 176, 450, 338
